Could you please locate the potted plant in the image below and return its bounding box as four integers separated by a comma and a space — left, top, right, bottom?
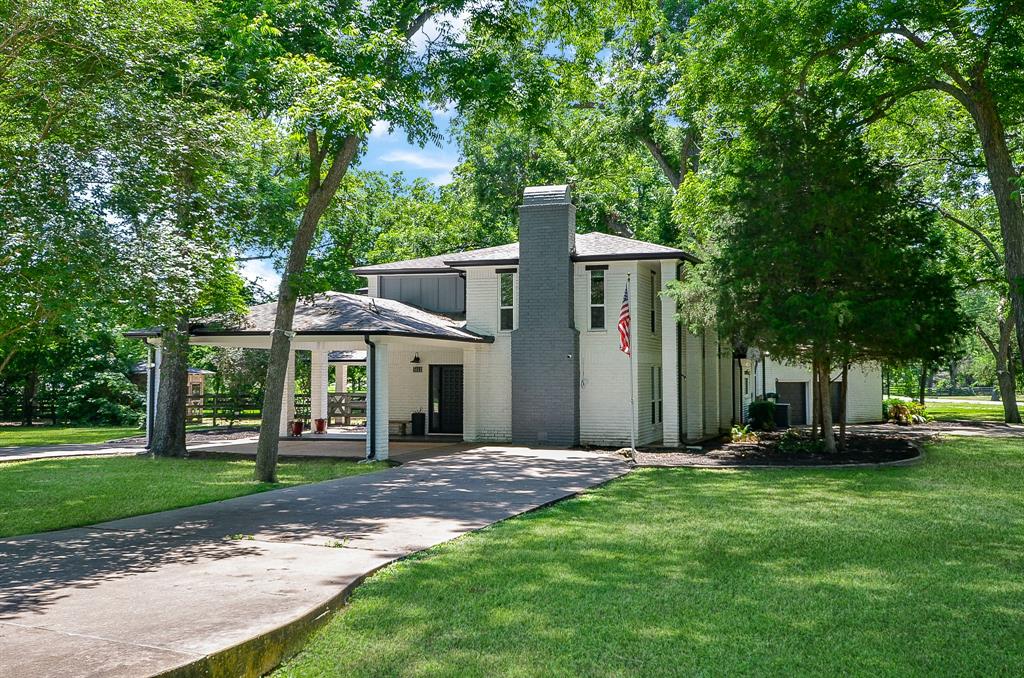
290, 419, 304, 437
314, 418, 327, 434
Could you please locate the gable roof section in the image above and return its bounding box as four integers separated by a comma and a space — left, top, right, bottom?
187, 292, 492, 343
350, 232, 697, 276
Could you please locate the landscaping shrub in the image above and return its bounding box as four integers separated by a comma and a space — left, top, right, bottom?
748, 399, 776, 431
776, 428, 825, 454
730, 424, 759, 443
61, 371, 144, 426
883, 398, 930, 425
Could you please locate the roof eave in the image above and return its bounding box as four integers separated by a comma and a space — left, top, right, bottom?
441, 257, 520, 268
123, 329, 162, 339
351, 266, 460, 276
572, 251, 701, 264
189, 328, 493, 344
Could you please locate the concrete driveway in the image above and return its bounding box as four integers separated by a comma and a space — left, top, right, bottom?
0, 447, 629, 678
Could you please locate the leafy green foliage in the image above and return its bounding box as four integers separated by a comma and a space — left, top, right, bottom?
883, 398, 930, 424
747, 399, 775, 431
683, 103, 966, 372
775, 428, 825, 455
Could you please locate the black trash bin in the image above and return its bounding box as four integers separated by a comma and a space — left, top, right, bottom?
411, 412, 426, 437
773, 402, 791, 429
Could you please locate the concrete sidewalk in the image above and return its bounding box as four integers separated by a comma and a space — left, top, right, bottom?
0, 441, 147, 463
0, 447, 629, 678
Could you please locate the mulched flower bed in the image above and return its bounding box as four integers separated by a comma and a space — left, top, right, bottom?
629, 431, 922, 468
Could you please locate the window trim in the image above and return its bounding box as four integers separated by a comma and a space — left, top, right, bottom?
651, 270, 658, 333
498, 271, 515, 332
589, 269, 606, 331
651, 365, 663, 425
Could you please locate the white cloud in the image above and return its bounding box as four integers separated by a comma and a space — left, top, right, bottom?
430, 171, 454, 186
369, 119, 391, 138
239, 257, 281, 295
410, 11, 470, 54
379, 149, 456, 171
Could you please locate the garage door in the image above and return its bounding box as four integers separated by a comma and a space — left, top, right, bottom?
776, 381, 808, 425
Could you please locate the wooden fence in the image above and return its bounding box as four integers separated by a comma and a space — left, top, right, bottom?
194, 392, 367, 426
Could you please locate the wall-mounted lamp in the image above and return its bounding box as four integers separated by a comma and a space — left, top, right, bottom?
410, 353, 421, 364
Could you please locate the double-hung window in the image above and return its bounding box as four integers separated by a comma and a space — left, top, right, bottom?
498, 271, 515, 331
651, 271, 658, 333
651, 365, 663, 424
590, 269, 605, 330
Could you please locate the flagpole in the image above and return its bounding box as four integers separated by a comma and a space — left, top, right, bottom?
627, 272, 637, 453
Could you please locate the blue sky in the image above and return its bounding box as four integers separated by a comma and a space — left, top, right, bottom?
240, 111, 460, 294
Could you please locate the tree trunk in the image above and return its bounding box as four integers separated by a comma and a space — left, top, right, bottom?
996, 367, 1020, 424
969, 90, 1024, 376
918, 361, 928, 406
811, 361, 820, 438
21, 368, 37, 426
151, 316, 189, 457
254, 134, 361, 483
838, 363, 849, 450
978, 305, 1022, 424
816, 357, 836, 453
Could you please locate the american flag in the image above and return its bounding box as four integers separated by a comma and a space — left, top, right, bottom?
618, 284, 631, 356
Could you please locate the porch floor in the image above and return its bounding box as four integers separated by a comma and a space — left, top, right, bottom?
187, 435, 473, 464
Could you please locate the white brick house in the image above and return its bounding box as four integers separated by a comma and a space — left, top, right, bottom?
132, 185, 883, 458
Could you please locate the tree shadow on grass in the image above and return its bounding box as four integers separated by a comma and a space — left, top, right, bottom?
0, 450, 626, 621
278, 441, 1024, 677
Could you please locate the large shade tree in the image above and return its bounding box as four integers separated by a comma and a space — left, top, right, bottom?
684, 103, 966, 453
211, 0, 545, 481
688, 0, 1024, 402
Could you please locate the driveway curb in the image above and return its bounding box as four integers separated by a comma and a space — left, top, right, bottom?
152, 457, 627, 678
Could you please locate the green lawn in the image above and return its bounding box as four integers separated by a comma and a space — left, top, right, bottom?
0, 425, 143, 447
277, 437, 1024, 677
925, 400, 1012, 422
0, 456, 387, 538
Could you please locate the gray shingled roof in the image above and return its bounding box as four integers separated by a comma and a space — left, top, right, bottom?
350, 232, 696, 276
190, 292, 492, 343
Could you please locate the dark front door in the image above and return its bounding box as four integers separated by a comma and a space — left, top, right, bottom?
831, 380, 845, 421
429, 365, 463, 434
776, 381, 808, 425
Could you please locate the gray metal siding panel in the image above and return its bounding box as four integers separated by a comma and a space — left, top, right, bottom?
377, 274, 465, 314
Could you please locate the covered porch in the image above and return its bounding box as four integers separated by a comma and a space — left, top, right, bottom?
134, 292, 493, 460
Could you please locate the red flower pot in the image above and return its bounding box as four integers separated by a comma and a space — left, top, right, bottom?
314, 418, 327, 434
290, 420, 303, 437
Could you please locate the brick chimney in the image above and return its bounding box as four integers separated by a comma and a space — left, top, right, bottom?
511, 185, 580, 447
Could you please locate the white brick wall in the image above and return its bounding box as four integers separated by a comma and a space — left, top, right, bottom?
574, 261, 664, 447
385, 347, 464, 429
754, 358, 883, 424
463, 267, 513, 441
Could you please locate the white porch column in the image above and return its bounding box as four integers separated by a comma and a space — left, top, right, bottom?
310, 350, 329, 425
338, 364, 349, 393
660, 261, 681, 447
278, 349, 296, 436
719, 345, 734, 428
685, 330, 703, 441
146, 345, 162, 448
703, 332, 721, 436
366, 342, 390, 460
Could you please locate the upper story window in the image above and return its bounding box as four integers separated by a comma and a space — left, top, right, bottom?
499, 271, 515, 331
590, 269, 605, 330
651, 271, 658, 333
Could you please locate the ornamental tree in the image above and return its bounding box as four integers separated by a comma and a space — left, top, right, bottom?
689, 103, 965, 452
